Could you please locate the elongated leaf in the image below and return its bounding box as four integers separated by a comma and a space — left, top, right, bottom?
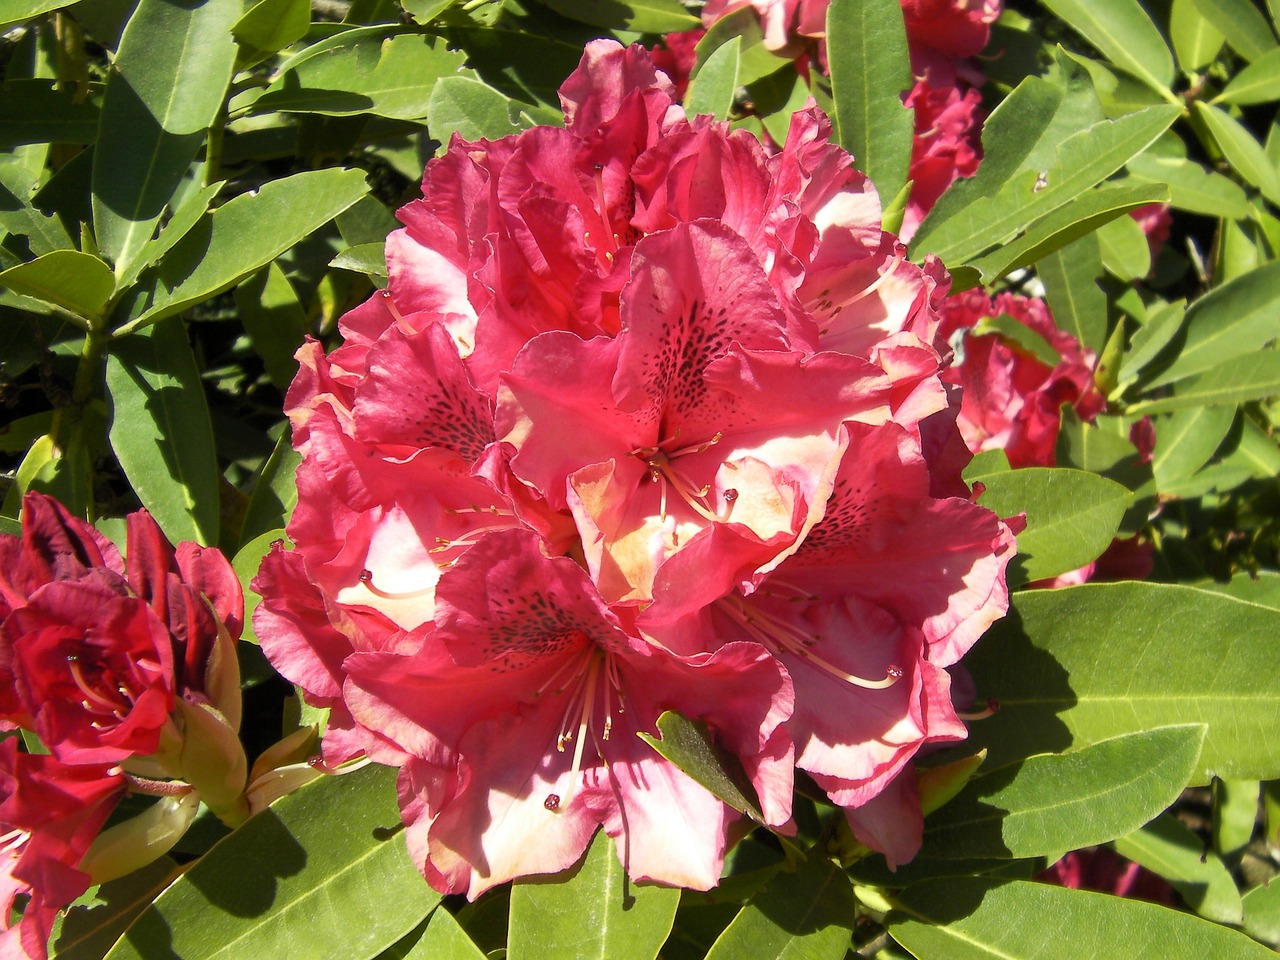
1147, 260, 1280, 387
1243, 880, 1280, 946
0, 0, 85, 30
389, 908, 486, 960
232, 0, 310, 62
105, 765, 438, 960
827, 0, 913, 202
1129, 351, 1280, 414
0, 167, 73, 257
0, 79, 99, 148
961, 582, 1280, 780
685, 36, 740, 121
255, 33, 467, 120
1196, 102, 1280, 204
912, 104, 1180, 266
426, 76, 522, 143
888, 878, 1275, 960
1097, 210, 1151, 279
703, 855, 855, 960
1040, 0, 1175, 94
507, 831, 679, 960
1038, 233, 1106, 353
92, 0, 239, 279
1127, 154, 1251, 218
693, 8, 791, 89
1191, 0, 1278, 62
121, 167, 368, 332
531, 0, 697, 32
51, 858, 181, 960
970, 468, 1131, 585
1114, 813, 1243, 924
240, 429, 301, 544
113, 180, 224, 294
330, 243, 389, 281
637, 711, 765, 824
1217, 47, 1280, 105
0, 249, 113, 321
106, 317, 219, 546
234, 263, 306, 391
1152, 404, 1236, 490
1171, 0, 1225, 71
921, 726, 1205, 860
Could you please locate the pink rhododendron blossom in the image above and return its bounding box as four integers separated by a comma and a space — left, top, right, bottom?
937, 289, 1105, 469
0, 493, 243, 765
0, 739, 125, 960
1039, 847, 1176, 906
1130, 202, 1173, 262
258, 39, 1015, 894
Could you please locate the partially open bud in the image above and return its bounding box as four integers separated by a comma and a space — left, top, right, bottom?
172, 699, 249, 827
79, 790, 199, 885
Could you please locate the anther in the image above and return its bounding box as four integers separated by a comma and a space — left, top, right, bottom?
723, 489, 738, 502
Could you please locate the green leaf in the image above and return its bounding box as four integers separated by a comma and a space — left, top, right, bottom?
693, 8, 790, 89
888, 878, 1275, 960
234, 263, 306, 392
529, 0, 698, 32
1127, 154, 1251, 219
232, 0, 311, 62
637, 711, 765, 825
1152, 404, 1236, 490
0, 0, 85, 29
232, 529, 281, 644
1119, 298, 1186, 385
105, 765, 439, 960
401, 0, 460, 24
1147, 260, 1280, 388
971, 468, 1132, 586
255, 32, 468, 120
0, 166, 73, 257
1171, 0, 1225, 71
507, 831, 679, 960
1038, 232, 1106, 353
1128, 351, 1280, 414
1097, 208, 1151, 280
91, 0, 240, 279
970, 314, 1062, 368
1114, 813, 1243, 925
384, 908, 487, 960
1039, 0, 1176, 95
1191, 0, 1278, 62
330, 242, 389, 281
426, 75, 522, 143
827, 0, 913, 203
240, 428, 301, 544
912, 103, 1180, 266
113, 180, 224, 294
685, 36, 741, 122
1217, 47, 1280, 105
121, 167, 368, 332
703, 855, 855, 960
106, 317, 220, 546
1201, 571, 1280, 611
51, 858, 181, 960
1243, 879, 1280, 946
921, 726, 1206, 860
0, 249, 113, 321
0, 79, 99, 148
961, 582, 1280, 781
1195, 102, 1280, 205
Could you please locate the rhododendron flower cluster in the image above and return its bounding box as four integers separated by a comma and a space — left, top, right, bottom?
0, 492, 247, 959
256, 40, 1015, 898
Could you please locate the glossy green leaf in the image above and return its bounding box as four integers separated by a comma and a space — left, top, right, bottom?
970, 468, 1132, 585
1127, 154, 1251, 218
401, 0, 459, 23
922, 726, 1205, 860
1152, 405, 1236, 490
970, 314, 1061, 367
240, 428, 301, 544
888, 878, 1275, 960
1217, 47, 1280, 105
693, 8, 790, 89
232, 0, 310, 62
106, 317, 219, 546
704, 855, 855, 960
637, 711, 766, 825
827, 0, 913, 203
121, 167, 368, 332
0, 166, 73, 257
1215, 779, 1261, 860
1039, 0, 1175, 94
1191, 0, 1278, 62
1147, 261, 1280, 388
51, 858, 181, 960
912, 104, 1179, 266
0, 80, 99, 148
385, 908, 486, 960
104, 765, 439, 960
255, 32, 467, 120
1114, 813, 1243, 925
92, 0, 239, 279
1129, 351, 1280, 414
1195, 102, 1280, 205
685, 36, 740, 121
1120, 298, 1186, 385
1243, 879, 1280, 946
232, 529, 282, 644
234, 263, 306, 392
1171, 0, 1225, 71
113, 180, 224, 294
1038, 232, 1106, 353
427, 75, 521, 143
330, 242, 389, 281
961, 582, 1280, 780
507, 831, 679, 960
0, 249, 113, 321
530, 0, 698, 32
0, 0, 85, 29
1097, 209, 1151, 280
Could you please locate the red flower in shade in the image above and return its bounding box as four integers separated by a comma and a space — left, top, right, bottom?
0, 739, 125, 960
257, 39, 1014, 893
937, 289, 1106, 469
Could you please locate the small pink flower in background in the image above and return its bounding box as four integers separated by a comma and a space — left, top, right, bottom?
1130, 202, 1173, 262
258, 39, 1015, 894
1040, 847, 1176, 906
0, 739, 125, 960
900, 0, 1001, 59
937, 289, 1105, 469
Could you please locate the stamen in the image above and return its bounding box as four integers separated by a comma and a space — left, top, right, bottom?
956, 697, 999, 721
823, 252, 906, 314
67, 658, 128, 714
357, 569, 434, 601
